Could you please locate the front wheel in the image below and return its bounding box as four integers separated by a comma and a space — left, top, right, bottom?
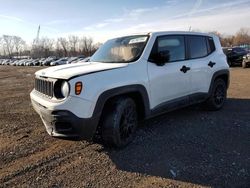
101, 97, 138, 148
204, 79, 227, 111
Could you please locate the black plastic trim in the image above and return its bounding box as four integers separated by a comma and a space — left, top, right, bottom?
93, 84, 151, 118
208, 69, 230, 95
150, 93, 208, 118
32, 99, 99, 140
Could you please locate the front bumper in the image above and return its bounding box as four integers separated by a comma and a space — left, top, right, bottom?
31, 98, 100, 140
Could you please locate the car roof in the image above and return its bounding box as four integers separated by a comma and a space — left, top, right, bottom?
114, 31, 215, 40
150, 31, 214, 37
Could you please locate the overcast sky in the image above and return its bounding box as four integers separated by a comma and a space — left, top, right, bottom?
0, 0, 249, 43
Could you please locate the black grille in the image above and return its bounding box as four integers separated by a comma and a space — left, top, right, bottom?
35, 78, 54, 97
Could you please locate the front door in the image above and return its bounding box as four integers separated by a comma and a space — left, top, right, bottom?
147, 35, 192, 109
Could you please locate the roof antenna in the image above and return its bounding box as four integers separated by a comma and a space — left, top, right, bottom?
189, 26, 192, 31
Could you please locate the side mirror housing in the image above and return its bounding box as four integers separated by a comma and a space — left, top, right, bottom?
149, 51, 170, 66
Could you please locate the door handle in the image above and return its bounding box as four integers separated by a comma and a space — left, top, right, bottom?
208, 61, 216, 68
180, 65, 191, 73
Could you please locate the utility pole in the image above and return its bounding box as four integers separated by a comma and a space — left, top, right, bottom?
32, 25, 40, 58
35, 25, 40, 45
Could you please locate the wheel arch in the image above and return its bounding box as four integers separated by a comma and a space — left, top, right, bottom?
208, 69, 230, 95
93, 84, 151, 121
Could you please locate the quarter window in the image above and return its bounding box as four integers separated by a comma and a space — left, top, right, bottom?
207, 37, 216, 54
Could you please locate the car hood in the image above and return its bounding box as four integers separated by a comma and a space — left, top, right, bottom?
35, 62, 128, 79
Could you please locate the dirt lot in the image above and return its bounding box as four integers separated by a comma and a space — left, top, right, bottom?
0, 66, 249, 188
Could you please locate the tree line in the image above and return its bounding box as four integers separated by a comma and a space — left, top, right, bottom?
1, 27, 250, 59
0, 35, 26, 58
0, 35, 102, 59
209, 28, 250, 47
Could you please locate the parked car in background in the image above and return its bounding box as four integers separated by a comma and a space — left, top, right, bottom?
18, 59, 26, 66
25, 59, 33, 66
38, 58, 45, 66
16, 60, 22, 66
0, 59, 6, 65
1, 56, 92, 66
4, 59, 11, 65
67, 57, 79, 64
223, 47, 247, 67
42, 57, 58, 66
50, 57, 68, 66
70, 57, 85, 64
77, 56, 91, 63
242, 53, 250, 68
10, 60, 18, 66
32, 59, 41, 66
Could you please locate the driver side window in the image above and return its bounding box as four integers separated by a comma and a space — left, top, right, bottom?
149, 35, 185, 63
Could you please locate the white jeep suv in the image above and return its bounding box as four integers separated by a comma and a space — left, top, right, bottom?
30, 31, 229, 147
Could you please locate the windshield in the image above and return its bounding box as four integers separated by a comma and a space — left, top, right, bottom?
90, 35, 149, 63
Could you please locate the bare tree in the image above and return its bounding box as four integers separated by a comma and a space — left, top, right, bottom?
13, 36, 25, 58
79, 36, 95, 56
2, 35, 15, 58
0, 34, 97, 59
221, 36, 234, 47
58, 37, 69, 56
55, 40, 64, 57
40, 37, 55, 57
68, 35, 79, 56
233, 28, 250, 46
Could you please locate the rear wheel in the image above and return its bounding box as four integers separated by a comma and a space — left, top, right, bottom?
204, 79, 227, 111
101, 97, 138, 148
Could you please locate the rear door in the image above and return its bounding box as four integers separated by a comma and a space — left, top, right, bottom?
186, 35, 216, 94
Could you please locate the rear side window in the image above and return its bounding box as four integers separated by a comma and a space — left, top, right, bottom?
188, 36, 208, 59
149, 35, 185, 62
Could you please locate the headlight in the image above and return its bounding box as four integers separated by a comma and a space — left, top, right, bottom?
54, 80, 70, 99
61, 81, 70, 98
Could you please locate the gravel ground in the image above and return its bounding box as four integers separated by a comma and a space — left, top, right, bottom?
0, 66, 249, 188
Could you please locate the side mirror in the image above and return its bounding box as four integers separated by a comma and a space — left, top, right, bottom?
150, 50, 170, 66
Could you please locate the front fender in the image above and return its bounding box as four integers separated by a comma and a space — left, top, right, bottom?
93, 84, 151, 118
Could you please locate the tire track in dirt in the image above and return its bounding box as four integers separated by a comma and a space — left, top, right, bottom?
0, 140, 93, 185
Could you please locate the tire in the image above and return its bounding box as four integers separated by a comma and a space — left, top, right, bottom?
101, 97, 138, 148
204, 79, 227, 111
